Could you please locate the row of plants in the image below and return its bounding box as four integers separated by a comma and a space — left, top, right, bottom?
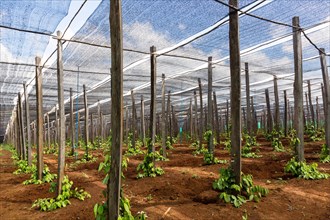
94, 141, 147, 219
33, 176, 91, 211
4, 144, 92, 212
213, 168, 269, 208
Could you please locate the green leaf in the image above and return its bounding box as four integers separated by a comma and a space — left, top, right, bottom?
97, 204, 104, 215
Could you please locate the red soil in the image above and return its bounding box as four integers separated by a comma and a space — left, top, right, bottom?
0, 137, 329, 220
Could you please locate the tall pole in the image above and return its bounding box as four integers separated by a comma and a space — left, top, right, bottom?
35, 56, 44, 180
319, 48, 330, 154
141, 95, 145, 146
131, 90, 136, 149
305, 92, 310, 124
47, 113, 50, 149
226, 99, 229, 134
284, 90, 288, 136
229, 0, 241, 184
150, 46, 157, 154
167, 91, 172, 144
316, 96, 319, 129
189, 98, 193, 139
83, 84, 89, 158
70, 88, 75, 155
307, 80, 315, 125
108, 0, 123, 217
274, 76, 280, 131
198, 78, 203, 150
76, 67, 80, 148
56, 31, 66, 196
213, 91, 220, 144
18, 93, 26, 160
292, 16, 304, 161
161, 74, 166, 157
23, 83, 32, 165
245, 62, 251, 134
207, 57, 214, 154
193, 90, 198, 140
265, 89, 272, 133
16, 106, 21, 158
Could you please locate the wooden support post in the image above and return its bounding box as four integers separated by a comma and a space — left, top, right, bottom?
213, 92, 220, 144
307, 80, 315, 125
18, 92, 26, 160
161, 74, 166, 157
141, 96, 145, 146
23, 83, 32, 165
156, 114, 160, 137
292, 16, 304, 161
204, 104, 208, 133
226, 99, 229, 134
305, 92, 310, 124
43, 121, 46, 148
70, 88, 75, 155
251, 96, 257, 133
100, 113, 104, 140
98, 101, 102, 141
125, 106, 128, 144
167, 91, 172, 144
108, 0, 124, 217
90, 114, 94, 145
16, 110, 21, 158
242, 107, 246, 130
16, 97, 22, 158
229, 0, 241, 184
219, 104, 223, 132
55, 108, 58, 145
56, 31, 66, 196
130, 90, 136, 149
35, 56, 44, 180
245, 62, 251, 134
193, 90, 198, 140
274, 76, 280, 131
321, 84, 325, 124
207, 57, 214, 153
265, 89, 273, 133
290, 106, 294, 129
171, 105, 176, 137
33, 122, 36, 147
150, 45, 156, 154
288, 100, 291, 129
198, 78, 203, 150
262, 108, 266, 131
83, 84, 89, 159
189, 98, 193, 140
284, 90, 288, 136
316, 96, 319, 129
47, 113, 50, 149
319, 48, 330, 153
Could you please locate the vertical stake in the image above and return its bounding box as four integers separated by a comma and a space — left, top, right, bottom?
292, 16, 304, 161
229, 0, 241, 184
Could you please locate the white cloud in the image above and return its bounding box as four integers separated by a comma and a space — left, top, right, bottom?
282, 16, 330, 54
124, 22, 175, 51
0, 43, 15, 62
178, 23, 186, 31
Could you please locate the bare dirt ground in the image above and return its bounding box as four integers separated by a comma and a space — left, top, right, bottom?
1, 136, 330, 220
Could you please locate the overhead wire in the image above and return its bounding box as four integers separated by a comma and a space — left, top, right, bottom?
213, 0, 329, 56
0, 25, 209, 62
2, 0, 329, 136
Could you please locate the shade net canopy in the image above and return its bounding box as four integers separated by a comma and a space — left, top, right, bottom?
1, 0, 330, 140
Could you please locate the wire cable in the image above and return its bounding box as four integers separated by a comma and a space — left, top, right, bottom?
213, 0, 329, 56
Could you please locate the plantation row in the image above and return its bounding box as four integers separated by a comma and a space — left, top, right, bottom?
1, 121, 329, 219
